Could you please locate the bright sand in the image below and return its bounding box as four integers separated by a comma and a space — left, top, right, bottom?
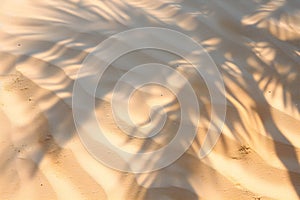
0, 0, 299, 199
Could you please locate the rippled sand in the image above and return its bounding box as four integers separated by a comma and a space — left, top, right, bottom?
0, 0, 299, 199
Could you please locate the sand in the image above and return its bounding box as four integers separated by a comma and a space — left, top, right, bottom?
0, 0, 299, 199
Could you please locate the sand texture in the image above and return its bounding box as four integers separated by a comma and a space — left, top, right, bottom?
0, 0, 299, 199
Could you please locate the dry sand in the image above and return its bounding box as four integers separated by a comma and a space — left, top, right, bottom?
0, 0, 300, 199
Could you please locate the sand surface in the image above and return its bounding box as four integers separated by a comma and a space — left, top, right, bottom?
0, 0, 300, 199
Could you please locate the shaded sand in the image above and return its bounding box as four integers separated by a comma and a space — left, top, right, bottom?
0, 0, 300, 199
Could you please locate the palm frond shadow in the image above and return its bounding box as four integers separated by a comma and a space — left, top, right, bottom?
1, 0, 299, 198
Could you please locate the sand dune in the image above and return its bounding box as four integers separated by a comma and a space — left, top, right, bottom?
0, 0, 299, 199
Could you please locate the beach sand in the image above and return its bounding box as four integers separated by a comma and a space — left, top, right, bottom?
0, 0, 299, 199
